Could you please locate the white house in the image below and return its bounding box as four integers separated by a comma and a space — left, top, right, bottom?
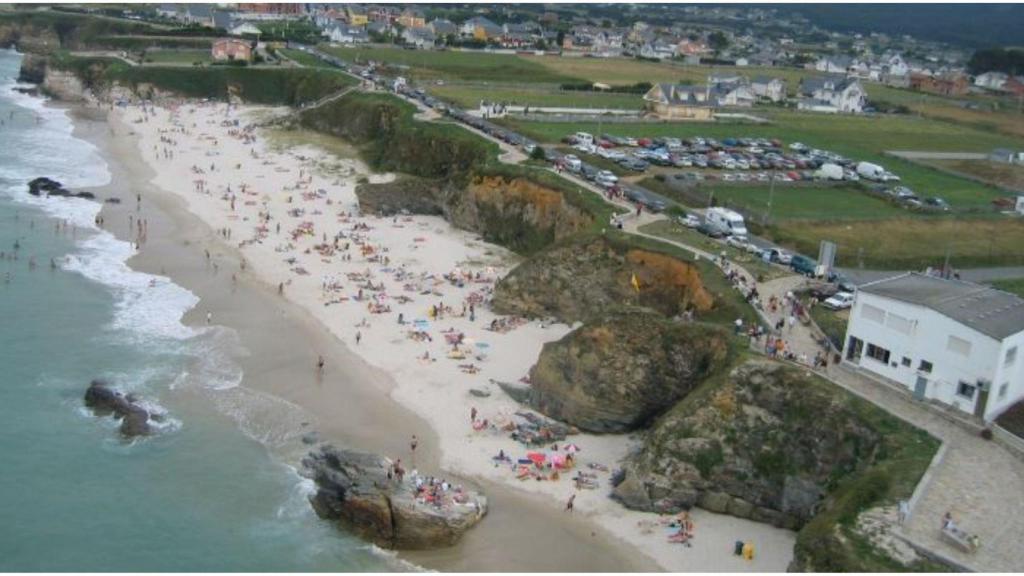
798, 75, 866, 113
229, 22, 262, 36
842, 273, 1024, 422
751, 76, 786, 102
815, 54, 852, 74
975, 71, 1009, 90
325, 25, 368, 45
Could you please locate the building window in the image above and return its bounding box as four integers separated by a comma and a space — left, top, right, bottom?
956, 381, 976, 400
1006, 346, 1018, 367
866, 343, 891, 364
919, 360, 933, 373
999, 382, 1009, 400
901, 357, 912, 367
947, 335, 972, 357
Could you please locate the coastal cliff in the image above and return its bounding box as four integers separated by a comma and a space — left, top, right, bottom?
357, 173, 591, 254
611, 359, 941, 570
299, 92, 596, 255
303, 445, 487, 549
492, 234, 715, 323
526, 307, 732, 433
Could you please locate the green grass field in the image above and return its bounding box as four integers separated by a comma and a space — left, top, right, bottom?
766, 217, 1024, 269
695, 183, 911, 221
427, 84, 644, 110
143, 49, 210, 64
501, 112, 1020, 209
991, 278, 1024, 297
319, 45, 578, 83
279, 48, 333, 68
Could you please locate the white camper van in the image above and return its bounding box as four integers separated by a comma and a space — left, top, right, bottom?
815, 163, 844, 181
705, 207, 748, 239
573, 132, 595, 146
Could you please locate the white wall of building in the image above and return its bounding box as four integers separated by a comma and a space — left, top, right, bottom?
843, 291, 1013, 420
989, 333, 1024, 419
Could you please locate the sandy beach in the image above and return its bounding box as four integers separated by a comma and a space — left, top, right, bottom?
82, 97, 795, 572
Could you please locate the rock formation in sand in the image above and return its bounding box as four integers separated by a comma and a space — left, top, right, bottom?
303, 445, 487, 549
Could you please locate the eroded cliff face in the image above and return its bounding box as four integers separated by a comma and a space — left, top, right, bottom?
356, 173, 592, 255
445, 174, 591, 252
492, 235, 714, 323
0, 23, 61, 54
612, 360, 884, 530
40, 67, 90, 102
527, 307, 732, 433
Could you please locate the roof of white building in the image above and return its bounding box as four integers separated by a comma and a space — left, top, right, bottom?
860, 273, 1024, 341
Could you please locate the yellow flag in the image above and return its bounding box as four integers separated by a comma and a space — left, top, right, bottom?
631, 272, 640, 293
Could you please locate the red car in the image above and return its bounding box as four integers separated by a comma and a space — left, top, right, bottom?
637, 138, 653, 147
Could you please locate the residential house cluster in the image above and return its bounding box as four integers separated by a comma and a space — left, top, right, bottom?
797, 75, 867, 113
642, 73, 786, 118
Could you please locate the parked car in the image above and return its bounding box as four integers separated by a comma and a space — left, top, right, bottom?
726, 235, 747, 248
697, 221, 725, 238
790, 254, 818, 277
562, 154, 582, 172
925, 197, 950, 211
823, 292, 855, 310
619, 157, 649, 172
677, 214, 701, 228
765, 248, 792, 265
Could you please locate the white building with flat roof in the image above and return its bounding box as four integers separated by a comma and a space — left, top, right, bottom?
842, 273, 1024, 422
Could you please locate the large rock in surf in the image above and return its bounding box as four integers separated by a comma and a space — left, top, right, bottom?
84, 379, 155, 437
303, 445, 487, 549
28, 177, 95, 199
525, 307, 732, 433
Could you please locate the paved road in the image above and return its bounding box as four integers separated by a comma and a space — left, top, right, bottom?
838, 266, 1024, 286
887, 151, 988, 161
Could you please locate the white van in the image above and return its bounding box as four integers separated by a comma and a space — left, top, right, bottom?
705, 207, 748, 239
573, 132, 594, 146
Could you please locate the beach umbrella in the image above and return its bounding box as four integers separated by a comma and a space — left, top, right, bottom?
526, 452, 546, 465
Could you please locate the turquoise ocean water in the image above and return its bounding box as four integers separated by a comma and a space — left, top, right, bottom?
0, 49, 396, 572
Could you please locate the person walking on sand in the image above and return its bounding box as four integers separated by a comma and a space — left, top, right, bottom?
470, 406, 477, 422
355, 331, 362, 345
317, 355, 325, 374
206, 311, 212, 324
566, 494, 576, 512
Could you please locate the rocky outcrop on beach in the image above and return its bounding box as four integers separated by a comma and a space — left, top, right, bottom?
300, 92, 593, 255
28, 177, 95, 199
526, 307, 732, 433
611, 361, 887, 529
357, 173, 591, 254
17, 53, 47, 84
0, 22, 62, 54
493, 234, 715, 323
84, 380, 162, 437
303, 445, 487, 549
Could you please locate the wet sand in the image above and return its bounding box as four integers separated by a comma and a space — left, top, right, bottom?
67, 104, 656, 572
